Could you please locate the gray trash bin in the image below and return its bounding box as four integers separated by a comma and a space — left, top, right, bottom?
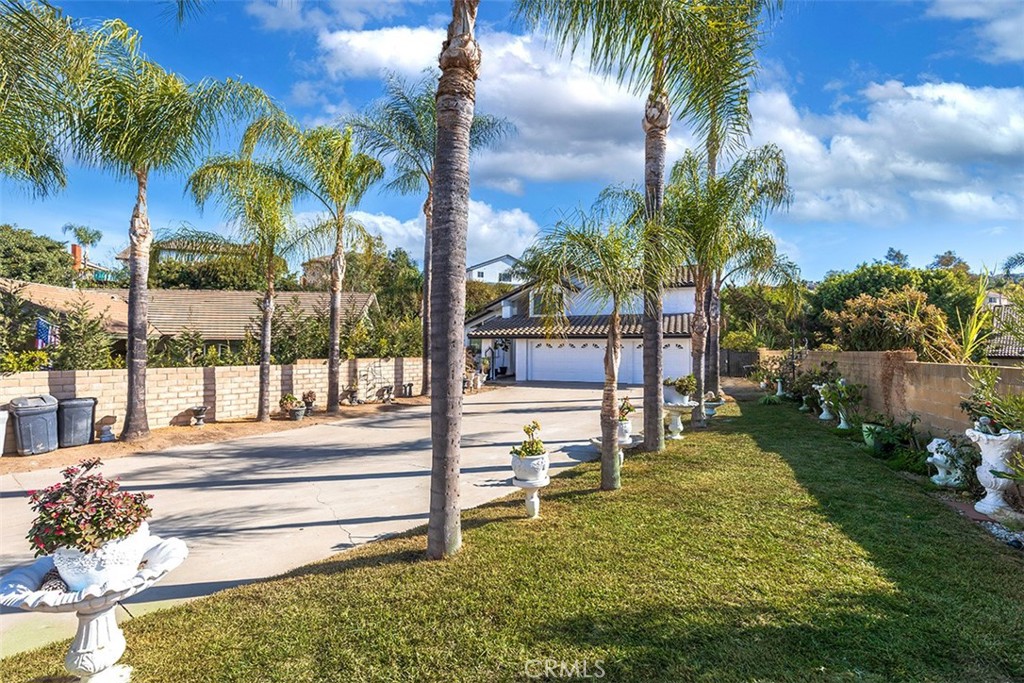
10, 395, 59, 456
58, 397, 97, 448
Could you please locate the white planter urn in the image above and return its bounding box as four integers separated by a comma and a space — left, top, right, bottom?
53, 522, 152, 592
663, 385, 682, 404
617, 420, 632, 441
965, 427, 1024, 518
836, 409, 852, 430
776, 379, 785, 397
812, 384, 834, 421
511, 453, 550, 484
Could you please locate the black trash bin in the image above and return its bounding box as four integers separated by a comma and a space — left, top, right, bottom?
58, 397, 97, 448
9, 395, 59, 456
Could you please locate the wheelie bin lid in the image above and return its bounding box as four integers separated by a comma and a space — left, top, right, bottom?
57, 397, 98, 407
9, 395, 58, 413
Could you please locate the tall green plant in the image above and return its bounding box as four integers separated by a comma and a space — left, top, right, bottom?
953, 271, 994, 364
241, 116, 384, 413
72, 25, 271, 440
185, 158, 316, 421
348, 70, 513, 396
518, 195, 669, 490
48, 299, 114, 370
517, 0, 779, 453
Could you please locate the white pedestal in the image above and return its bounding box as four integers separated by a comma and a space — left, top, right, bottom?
512, 476, 550, 518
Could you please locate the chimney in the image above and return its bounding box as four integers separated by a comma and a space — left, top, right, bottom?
71, 244, 83, 271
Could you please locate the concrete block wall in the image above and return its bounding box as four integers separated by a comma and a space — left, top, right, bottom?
0, 357, 422, 454
800, 350, 1024, 437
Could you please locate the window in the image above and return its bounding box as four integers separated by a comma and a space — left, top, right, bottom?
498, 272, 512, 283
529, 290, 563, 317
477, 271, 485, 278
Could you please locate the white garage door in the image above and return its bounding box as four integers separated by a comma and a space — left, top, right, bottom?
528, 340, 609, 383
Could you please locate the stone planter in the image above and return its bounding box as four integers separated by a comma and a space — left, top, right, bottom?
191, 405, 208, 427
776, 379, 785, 397
965, 428, 1024, 518
617, 420, 632, 441
862, 423, 884, 452
303, 400, 315, 416
289, 407, 305, 421
836, 409, 852, 430
511, 453, 550, 484
52, 522, 151, 592
799, 396, 812, 413
663, 385, 683, 404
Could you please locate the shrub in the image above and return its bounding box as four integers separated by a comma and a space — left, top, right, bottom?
961, 366, 1024, 433
618, 397, 636, 421
511, 421, 546, 458
721, 330, 758, 352
674, 375, 697, 395
279, 394, 302, 411
27, 459, 152, 556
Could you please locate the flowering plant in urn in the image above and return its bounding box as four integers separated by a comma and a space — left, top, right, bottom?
510, 421, 549, 483
27, 459, 153, 591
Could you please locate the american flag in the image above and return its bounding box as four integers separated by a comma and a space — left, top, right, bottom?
35, 318, 59, 349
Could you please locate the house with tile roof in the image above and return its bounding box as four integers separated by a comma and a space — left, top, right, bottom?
466, 268, 696, 384
988, 304, 1023, 365
466, 254, 524, 285
2, 279, 375, 351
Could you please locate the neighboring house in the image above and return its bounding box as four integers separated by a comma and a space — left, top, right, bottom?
466, 255, 524, 285
70, 244, 117, 283
466, 269, 696, 384
988, 304, 1023, 365
985, 290, 1009, 308
2, 278, 375, 350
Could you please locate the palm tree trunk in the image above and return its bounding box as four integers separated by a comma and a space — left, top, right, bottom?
420, 187, 433, 396
641, 88, 671, 453
707, 279, 722, 396
601, 308, 622, 491
691, 276, 708, 429
257, 285, 274, 422
327, 215, 346, 414
426, 0, 479, 561
121, 169, 151, 441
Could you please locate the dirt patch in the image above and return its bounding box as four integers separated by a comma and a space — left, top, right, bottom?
0, 389, 498, 476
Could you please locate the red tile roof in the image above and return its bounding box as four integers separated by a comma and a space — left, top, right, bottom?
467, 313, 692, 339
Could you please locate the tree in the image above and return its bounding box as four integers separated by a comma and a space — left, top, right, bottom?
704, 145, 794, 397
73, 27, 270, 440
61, 223, 103, 263
517, 0, 777, 453
185, 159, 312, 422
929, 250, 970, 273
240, 117, 384, 414
822, 287, 959, 362
518, 204, 652, 490
0, 282, 34, 354
1003, 252, 1024, 275
149, 253, 298, 291
349, 71, 513, 396
466, 281, 514, 319
47, 298, 114, 370
0, 0, 109, 195
425, 0, 480, 561
0, 224, 76, 286
881, 247, 909, 268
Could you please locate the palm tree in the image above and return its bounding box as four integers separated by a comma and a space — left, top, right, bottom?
348, 71, 513, 397
62, 223, 103, 262
516, 0, 776, 453
0, 0, 114, 195
72, 29, 269, 440
518, 204, 653, 490
1003, 252, 1024, 275
665, 145, 791, 421
425, 0, 481, 561
185, 159, 314, 421
240, 117, 384, 413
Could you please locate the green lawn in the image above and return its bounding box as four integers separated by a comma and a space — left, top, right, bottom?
3, 396, 1023, 682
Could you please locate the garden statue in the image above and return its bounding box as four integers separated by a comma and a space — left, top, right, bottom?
965, 419, 1024, 518
925, 438, 963, 487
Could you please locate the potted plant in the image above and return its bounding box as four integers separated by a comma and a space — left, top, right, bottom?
674, 375, 697, 403
27, 459, 153, 591
817, 379, 863, 429
279, 394, 305, 421
510, 420, 549, 483
960, 367, 1024, 516
301, 390, 316, 416
663, 377, 681, 404
861, 419, 885, 452
617, 397, 636, 441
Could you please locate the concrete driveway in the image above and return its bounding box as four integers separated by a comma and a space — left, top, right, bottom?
0, 383, 615, 657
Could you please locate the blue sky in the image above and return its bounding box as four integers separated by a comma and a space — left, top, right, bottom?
1, 0, 1022, 280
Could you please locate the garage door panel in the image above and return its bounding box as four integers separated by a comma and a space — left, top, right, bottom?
529, 341, 606, 383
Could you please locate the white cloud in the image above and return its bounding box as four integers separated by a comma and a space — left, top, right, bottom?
350, 199, 541, 266
749, 80, 1024, 224
927, 0, 1024, 63
316, 26, 679, 187
246, 0, 415, 32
